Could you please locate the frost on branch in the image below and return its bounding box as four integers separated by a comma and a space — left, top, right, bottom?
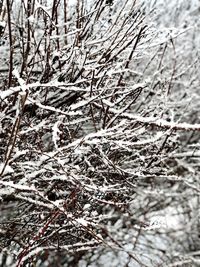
0, 0, 200, 266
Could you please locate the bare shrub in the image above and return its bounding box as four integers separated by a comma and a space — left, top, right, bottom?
0, 0, 200, 266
